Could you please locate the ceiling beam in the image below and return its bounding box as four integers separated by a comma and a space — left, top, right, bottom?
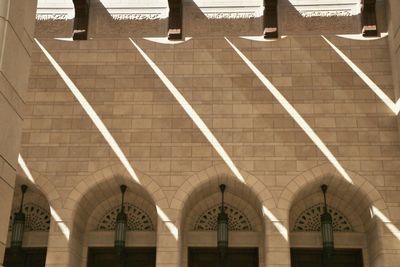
168, 0, 183, 40
361, 0, 378, 37
72, 0, 90, 40
264, 0, 278, 39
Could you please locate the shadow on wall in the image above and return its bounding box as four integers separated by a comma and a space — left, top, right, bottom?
34, 4, 74, 38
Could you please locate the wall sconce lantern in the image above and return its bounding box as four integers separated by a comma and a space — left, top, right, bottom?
11, 185, 28, 255
320, 184, 334, 261
217, 184, 228, 266
115, 185, 127, 256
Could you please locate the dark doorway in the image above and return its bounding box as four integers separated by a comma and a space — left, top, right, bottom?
3, 247, 47, 267
290, 248, 363, 267
87, 247, 156, 267
188, 247, 259, 267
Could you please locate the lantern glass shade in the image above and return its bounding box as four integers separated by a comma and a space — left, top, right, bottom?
11, 211, 25, 253
217, 211, 229, 250
114, 211, 127, 255
321, 212, 334, 255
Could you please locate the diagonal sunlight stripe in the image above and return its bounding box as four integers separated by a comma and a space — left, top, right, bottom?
262, 206, 288, 241
18, 154, 71, 240
34, 38, 140, 184
18, 154, 36, 184
130, 38, 246, 184
371, 206, 400, 240
34, 39, 180, 240
156, 206, 179, 240
226, 37, 354, 184
50, 206, 71, 239
322, 35, 400, 115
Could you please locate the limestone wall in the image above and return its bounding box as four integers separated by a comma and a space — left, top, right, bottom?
20, 30, 400, 266
386, 0, 400, 91
0, 0, 37, 265
3, 1, 400, 267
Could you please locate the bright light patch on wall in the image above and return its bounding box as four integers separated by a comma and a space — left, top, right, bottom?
50, 206, 71, 240
240, 35, 287, 42
322, 36, 400, 115
262, 206, 288, 241
98, 0, 169, 20
226, 37, 354, 184
53, 38, 74, 42
156, 206, 179, 240
336, 32, 388, 41
18, 154, 71, 240
130, 38, 246, 184
288, 0, 361, 17
18, 154, 36, 184
191, 0, 263, 19
371, 206, 400, 240
35, 38, 180, 241
143, 37, 192, 44
36, 0, 75, 22
34, 38, 141, 184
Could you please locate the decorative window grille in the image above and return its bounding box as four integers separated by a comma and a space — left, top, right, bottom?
9, 203, 50, 231
97, 203, 154, 231
293, 204, 353, 232
193, 204, 253, 231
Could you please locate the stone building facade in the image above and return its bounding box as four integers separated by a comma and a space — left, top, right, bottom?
1, 0, 400, 267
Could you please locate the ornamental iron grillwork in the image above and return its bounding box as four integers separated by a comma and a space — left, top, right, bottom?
9, 203, 50, 231
193, 204, 253, 231
97, 203, 154, 231
293, 203, 353, 232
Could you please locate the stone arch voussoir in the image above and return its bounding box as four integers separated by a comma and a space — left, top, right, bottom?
277, 163, 388, 218
18, 169, 62, 209
171, 164, 276, 224
67, 163, 169, 215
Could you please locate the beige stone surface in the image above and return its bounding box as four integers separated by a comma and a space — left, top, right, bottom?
0, 0, 37, 265
1, 1, 400, 267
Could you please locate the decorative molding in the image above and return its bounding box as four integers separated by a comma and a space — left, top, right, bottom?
193, 204, 253, 231
36, 8, 74, 21
9, 203, 50, 232
289, 2, 361, 18
204, 12, 257, 19
293, 204, 353, 232
99, 7, 168, 21
299, 10, 354, 17
110, 13, 163, 20
36, 13, 72, 21
192, 5, 263, 20
97, 203, 154, 231
282, 10, 357, 34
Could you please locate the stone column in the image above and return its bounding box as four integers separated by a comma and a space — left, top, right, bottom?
264, 210, 291, 267
0, 0, 37, 266
156, 208, 181, 267
45, 208, 76, 267
45, 221, 72, 267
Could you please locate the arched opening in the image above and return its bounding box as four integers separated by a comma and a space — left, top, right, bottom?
180, 176, 265, 267
288, 175, 382, 267
70, 175, 158, 267
3, 176, 51, 267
